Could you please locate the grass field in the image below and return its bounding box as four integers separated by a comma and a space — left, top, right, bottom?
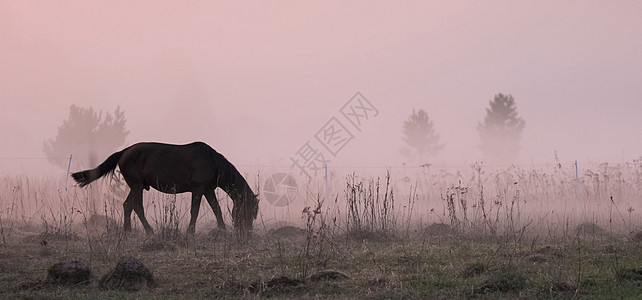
1, 161, 642, 299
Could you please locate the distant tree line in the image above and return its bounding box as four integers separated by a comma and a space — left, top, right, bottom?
401, 93, 525, 164
45, 96, 525, 170
43, 105, 129, 169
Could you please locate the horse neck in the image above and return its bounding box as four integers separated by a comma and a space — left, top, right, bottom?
219, 167, 253, 202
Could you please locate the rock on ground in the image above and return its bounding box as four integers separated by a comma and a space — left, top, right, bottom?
47, 261, 91, 285
99, 257, 155, 291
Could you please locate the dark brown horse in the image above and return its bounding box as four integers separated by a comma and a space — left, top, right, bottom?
71, 142, 259, 236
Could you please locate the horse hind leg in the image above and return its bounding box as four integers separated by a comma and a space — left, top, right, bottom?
123, 190, 135, 232
126, 187, 154, 235
204, 190, 226, 230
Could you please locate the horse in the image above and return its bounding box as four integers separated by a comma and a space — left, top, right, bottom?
71, 142, 259, 237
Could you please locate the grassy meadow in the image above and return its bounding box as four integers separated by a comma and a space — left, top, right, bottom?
1, 160, 642, 299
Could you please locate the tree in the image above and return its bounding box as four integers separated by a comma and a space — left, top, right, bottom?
43, 105, 129, 169
401, 109, 444, 162
477, 93, 525, 163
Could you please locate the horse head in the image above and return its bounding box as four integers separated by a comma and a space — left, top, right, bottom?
232, 190, 259, 236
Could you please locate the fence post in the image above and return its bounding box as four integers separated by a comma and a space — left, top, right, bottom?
65, 154, 72, 191
574, 160, 581, 220
324, 163, 328, 204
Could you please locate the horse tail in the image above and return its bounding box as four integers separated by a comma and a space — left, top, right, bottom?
71, 150, 124, 188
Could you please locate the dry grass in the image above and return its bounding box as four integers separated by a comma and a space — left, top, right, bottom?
3, 225, 642, 299
1, 160, 642, 298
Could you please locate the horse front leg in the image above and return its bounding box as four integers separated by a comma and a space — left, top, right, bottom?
204, 189, 225, 230
188, 192, 203, 235
123, 190, 134, 232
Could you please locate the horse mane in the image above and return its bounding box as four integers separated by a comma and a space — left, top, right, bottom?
203, 146, 242, 189
206, 145, 259, 233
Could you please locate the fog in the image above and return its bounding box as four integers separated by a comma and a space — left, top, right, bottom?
2, 1, 641, 175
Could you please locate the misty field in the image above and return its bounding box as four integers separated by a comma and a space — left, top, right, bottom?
1, 161, 642, 299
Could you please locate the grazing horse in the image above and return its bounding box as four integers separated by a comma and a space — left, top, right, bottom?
71, 142, 259, 236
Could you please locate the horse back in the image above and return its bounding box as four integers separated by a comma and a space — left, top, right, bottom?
118, 142, 219, 193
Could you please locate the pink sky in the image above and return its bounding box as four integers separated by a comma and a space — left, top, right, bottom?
1, 1, 641, 174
